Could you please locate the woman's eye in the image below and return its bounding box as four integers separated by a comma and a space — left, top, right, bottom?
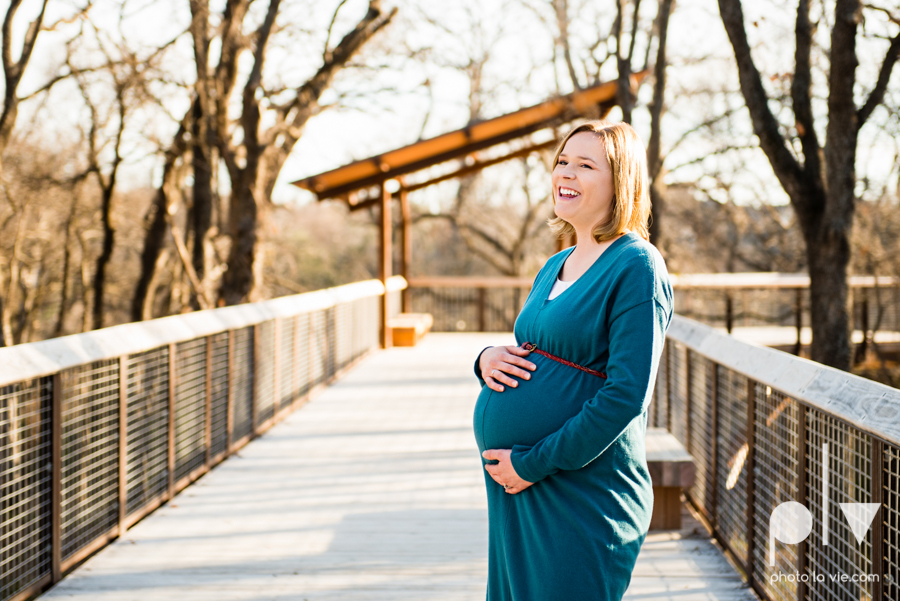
580, 164, 592, 169
557, 160, 567, 166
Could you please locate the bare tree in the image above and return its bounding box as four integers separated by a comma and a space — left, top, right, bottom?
132, 0, 397, 315
646, 0, 672, 248
717, 0, 900, 370
0, 0, 50, 165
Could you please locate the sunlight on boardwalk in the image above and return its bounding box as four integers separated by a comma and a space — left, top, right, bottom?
42, 333, 501, 601
41, 332, 754, 601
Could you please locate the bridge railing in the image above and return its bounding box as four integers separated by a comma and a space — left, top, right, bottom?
407, 274, 900, 339
0, 276, 406, 601
654, 314, 900, 601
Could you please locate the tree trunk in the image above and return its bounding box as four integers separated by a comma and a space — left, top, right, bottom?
54, 200, 76, 337
647, 0, 672, 249
220, 178, 261, 305
91, 186, 115, 330
131, 119, 190, 321
803, 218, 854, 370
132, 189, 169, 321
190, 0, 213, 287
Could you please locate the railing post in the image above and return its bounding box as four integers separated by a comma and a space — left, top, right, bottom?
205, 336, 213, 465
118, 355, 128, 535
709, 361, 719, 529
797, 402, 808, 601
226, 330, 235, 453
292, 314, 301, 407
872, 437, 884, 600
51, 373, 62, 584
665, 343, 673, 431
794, 288, 803, 356
308, 312, 316, 389
685, 348, 693, 452
725, 293, 733, 333
478, 287, 487, 332
273, 318, 281, 419
167, 343, 176, 500
252, 324, 260, 435
745, 377, 757, 593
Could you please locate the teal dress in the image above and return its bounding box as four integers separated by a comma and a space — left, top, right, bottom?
473, 232, 673, 601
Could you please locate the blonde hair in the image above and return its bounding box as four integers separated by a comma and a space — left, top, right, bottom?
547, 120, 650, 242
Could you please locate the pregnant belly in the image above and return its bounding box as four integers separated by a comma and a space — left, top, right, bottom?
473, 353, 604, 452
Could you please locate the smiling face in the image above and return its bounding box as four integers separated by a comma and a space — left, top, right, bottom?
550, 131, 615, 234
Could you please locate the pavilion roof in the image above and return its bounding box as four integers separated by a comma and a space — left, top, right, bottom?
291, 71, 647, 206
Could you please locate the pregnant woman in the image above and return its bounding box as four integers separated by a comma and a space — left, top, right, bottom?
473, 120, 673, 601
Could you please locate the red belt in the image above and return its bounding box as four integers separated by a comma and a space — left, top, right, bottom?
520, 342, 607, 379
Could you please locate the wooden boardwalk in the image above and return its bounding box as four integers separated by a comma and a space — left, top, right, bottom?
41, 333, 756, 601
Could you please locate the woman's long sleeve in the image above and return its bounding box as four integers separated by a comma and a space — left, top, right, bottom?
509, 297, 671, 484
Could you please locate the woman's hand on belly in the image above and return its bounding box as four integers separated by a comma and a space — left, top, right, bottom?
479, 345, 536, 392
483, 449, 533, 494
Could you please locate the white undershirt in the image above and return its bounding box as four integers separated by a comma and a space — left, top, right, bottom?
547, 277, 575, 300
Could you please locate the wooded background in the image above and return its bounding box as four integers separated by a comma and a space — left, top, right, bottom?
0, 0, 898, 372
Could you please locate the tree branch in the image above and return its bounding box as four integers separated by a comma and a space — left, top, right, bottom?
791, 0, 823, 179
717, 0, 806, 203
857, 29, 900, 127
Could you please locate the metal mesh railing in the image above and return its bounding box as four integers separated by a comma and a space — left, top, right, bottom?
59, 360, 120, 561
0, 378, 52, 601
408, 275, 900, 339
0, 277, 398, 601
659, 314, 900, 601
125, 348, 169, 516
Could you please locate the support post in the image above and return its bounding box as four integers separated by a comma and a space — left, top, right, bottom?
379, 181, 393, 349
794, 288, 803, 356
400, 186, 411, 313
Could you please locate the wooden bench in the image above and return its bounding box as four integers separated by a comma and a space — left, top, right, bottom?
646, 427, 696, 530
388, 313, 434, 347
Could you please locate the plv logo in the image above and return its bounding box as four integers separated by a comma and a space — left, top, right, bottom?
769, 442, 880, 566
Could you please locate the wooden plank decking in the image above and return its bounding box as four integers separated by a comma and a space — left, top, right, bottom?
41, 333, 756, 601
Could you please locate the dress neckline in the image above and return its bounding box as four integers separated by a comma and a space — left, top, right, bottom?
542, 232, 634, 304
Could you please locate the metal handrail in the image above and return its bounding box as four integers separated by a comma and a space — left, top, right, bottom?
657, 314, 899, 601
0, 276, 406, 601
